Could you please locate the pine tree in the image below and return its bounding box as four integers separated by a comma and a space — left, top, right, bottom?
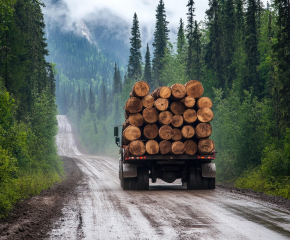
152, 0, 170, 87
177, 18, 186, 57
127, 13, 142, 80
186, 0, 195, 78
236, 0, 245, 33
113, 63, 122, 94
144, 43, 152, 87
88, 85, 95, 113
192, 21, 202, 80
99, 83, 107, 119
80, 88, 87, 115
117, 67, 122, 93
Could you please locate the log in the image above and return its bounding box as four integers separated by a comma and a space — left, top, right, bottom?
143, 124, 159, 139
172, 128, 182, 141
181, 125, 195, 139
171, 115, 183, 128
128, 113, 144, 127
185, 80, 204, 98
125, 97, 143, 113
159, 125, 173, 140
151, 86, 171, 99
159, 140, 172, 154
195, 123, 212, 139
129, 140, 146, 156
197, 97, 212, 109
142, 94, 155, 108
183, 109, 197, 124
197, 107, 214, 123
123, 119, 130, 130
158, 111, 173, 125
143, 107, 158, 123
145, 140, 159, 154
198, 139, 215, 154
170, 83, 186, 99
124, 145, 129, 155
170, 101, 186, 115
172, 141, 185, 154
184, 140, 197, 155
125, 110, 130, 119
154, 98, 169, 111
181, 96, 196, 108
130, 81, 150, 97
123, 125, 141, 142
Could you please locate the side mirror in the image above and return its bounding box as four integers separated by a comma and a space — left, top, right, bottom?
114, 126, 119, 137
115, 137, 120, 147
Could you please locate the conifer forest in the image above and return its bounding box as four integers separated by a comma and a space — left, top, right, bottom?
0, 0, 290, 217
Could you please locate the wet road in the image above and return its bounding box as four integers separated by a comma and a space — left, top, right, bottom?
49, 115, 290, 239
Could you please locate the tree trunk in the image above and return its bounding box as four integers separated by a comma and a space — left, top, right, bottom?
170, 83, 186, 99
143, 107, 158, 123
159, 125, 173, 140
130, 81, 150, 97
181, 125, 195, 139
159, 140, 172, 154
195, 123, 212, 138
197, 107, 214, 123
172, 128, 182, 141
129, 140, 146, 156
143, 124, 159, 139
170, 101, 186, 115
183, 109, 197, 124
184, 140, 197, 155
151, 86, 171, 99
197, 97, 212, 109
185, 80, 204, 98
123, 125, 141, 143
145, 140, 159, 154
171, 115, 183, 127
181, 96, 195, 108
125, 97, 143, 113
158, 111, 173, 125
172, 141, 185, 154
154, 98, 169, 111
128, 113, 144, 127
198, 139, 215, 154
142, 94, 155, 108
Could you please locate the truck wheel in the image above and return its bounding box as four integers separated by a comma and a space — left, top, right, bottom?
202, 177, 209, 190
195, 168, 202, 189
137, 168, 149, 190
123, 177, 137, 190
208, 178, 215, 189
187, 167, 196, 190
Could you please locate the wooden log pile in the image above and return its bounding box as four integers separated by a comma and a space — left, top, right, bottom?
122, 80, 215, 156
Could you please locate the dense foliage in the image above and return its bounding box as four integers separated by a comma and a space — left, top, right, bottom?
0, 0, 61, 217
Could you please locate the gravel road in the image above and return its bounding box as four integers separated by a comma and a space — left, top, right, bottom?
50, 115, 290, 240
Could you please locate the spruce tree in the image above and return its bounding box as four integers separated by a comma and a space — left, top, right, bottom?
99, 83, 107, 119
186, 0, 195, 78
236, 0, 245, 33
127, 13, 142, 80
80, 89, 87, 115
144, 43, 152, 87
88, 85, 95, 113
113, 63, 122, 94
192, 21, 202, 80
152, 0, 170, 86
117, 67, 122, 93
177, 18, 186, 58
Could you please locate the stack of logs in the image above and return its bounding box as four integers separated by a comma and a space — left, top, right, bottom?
123, 80, 215, 156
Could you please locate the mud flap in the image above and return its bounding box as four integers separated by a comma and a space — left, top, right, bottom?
123, 163, 137, 178
201, 163, 216, 178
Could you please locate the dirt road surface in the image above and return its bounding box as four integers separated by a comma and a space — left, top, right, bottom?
50, 115, 290, 240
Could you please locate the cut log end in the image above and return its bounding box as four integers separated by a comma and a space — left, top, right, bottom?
154, 98, 169, 111
143, 107, 158, 123
143, 124, 159, 139
197, 107, 214, 123
183, 96, 196, 108
142, 95, 155, 108
183, 109, 197, 124
184, 140, 197, 155
185, 80, 204, 98
171, 83, 186, 99
131, 81, 150, 97
146, 140, 159, 154
159, 111, 173, 125
172, 141, 185, 154
152, 86, 171, 99
172, 128, 182, 141
170, 101, 186, 115
181, 125, 195, 139
171, 115, 183, 128
123, 125, 141, 142
159, 140, 172, 154
195, 123, 212, 139
128, 113, 144, 127
129, 140, 146, 156
125, 97, 143, 113
197, 97, 212, 109
159, 125, 173, 140
198, 139, 215, 154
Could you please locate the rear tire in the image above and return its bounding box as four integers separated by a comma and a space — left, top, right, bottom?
208, 178, 216, 189
202, 177, 209, 189
187, 167, 196, 190
195, 168, 202, 189
123, 177, 137, 190
137, 168, 149, 190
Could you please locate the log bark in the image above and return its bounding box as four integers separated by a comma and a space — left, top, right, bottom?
197, 97, 212, 109
125, 110, 130, 120
143, 107, 158, 123
151, 86, 171, 99
198, 139, 215, 154
158, 111, 173, 125
130, 81, 150, 97
129, 140, 146, 156
172, 141, 185, 154
154, 98, 169, 111
195, 123, 212, 139
185, 80, 204, 98
123, 125, 141, 142
181, 125, 195, 139
159, 125, 173, 140
170, 101, 186, 115
181, 96, 195, 108
184, 140, 197, 155
197, 107, 214, 123
183, 109, 197, 124
172, 128, 182, 141
170, 83, 186, 99
143, 124, 159, 139
171, 115, 183, 128
145, 140, 159, 154
125, 97, 143, 113
124, 145, 129, 156
128, 113, 144, 127
159, 140, 172, 154
123, 119, 130, 130
142, 94, 155, 108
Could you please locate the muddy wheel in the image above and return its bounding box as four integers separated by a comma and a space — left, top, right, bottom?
123, 177, 136, 190
195, 168, 202, 189
202, 177, 209, 189
208, 178, 215, 189
119, 161, 124, 188
137, 168, 149, 190
187, 167, 196, 190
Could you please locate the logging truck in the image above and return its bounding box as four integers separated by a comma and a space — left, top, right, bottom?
114, 81, 216, 190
